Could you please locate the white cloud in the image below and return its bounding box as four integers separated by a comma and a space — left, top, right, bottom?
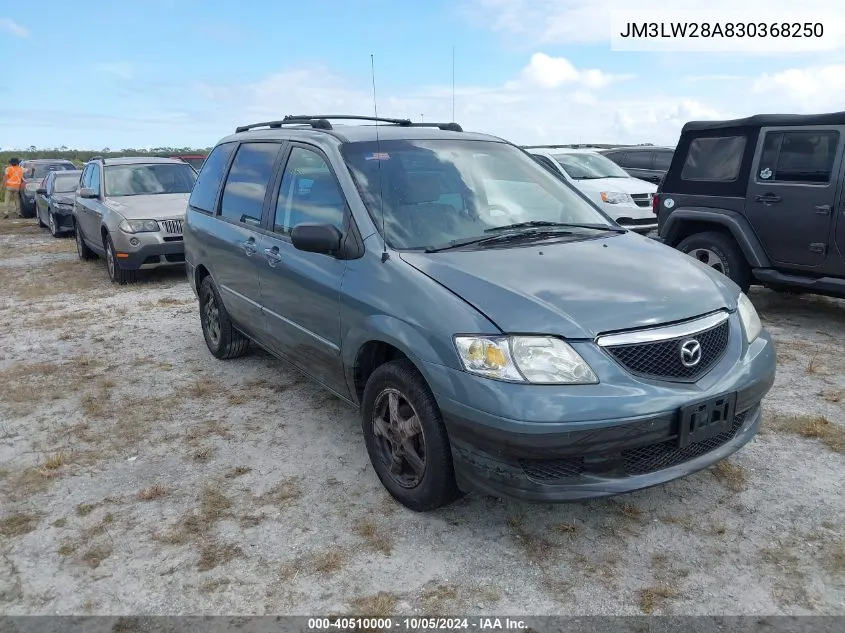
0, 18, 28, 37
519, 53, 629, 90
753, 64, 845, 112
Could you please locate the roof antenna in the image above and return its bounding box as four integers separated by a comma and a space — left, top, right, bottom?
451, 45, 456, 122
371, 54, 389, 263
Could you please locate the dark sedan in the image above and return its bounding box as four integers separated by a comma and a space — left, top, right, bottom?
35, 169, 81, 237
19, 159, 77, 217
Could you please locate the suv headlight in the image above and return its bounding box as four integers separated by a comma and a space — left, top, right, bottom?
737, 293, 761, 343
600, 192, 634, 205
118, 219, 159, 233
454, 335, 598, 384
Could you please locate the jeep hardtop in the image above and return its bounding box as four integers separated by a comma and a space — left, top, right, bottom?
655, 110, 845, 297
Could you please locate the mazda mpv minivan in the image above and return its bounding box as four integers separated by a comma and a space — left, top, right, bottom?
183, 115, 776, 512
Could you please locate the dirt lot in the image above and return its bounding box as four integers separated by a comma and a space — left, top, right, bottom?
0, 219, 843, 616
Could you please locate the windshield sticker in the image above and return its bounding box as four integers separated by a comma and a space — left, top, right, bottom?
759, 167, 772, 179
365, 152, 390, 161
664, 198, 674, 209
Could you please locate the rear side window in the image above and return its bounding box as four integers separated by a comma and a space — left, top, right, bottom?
189, 142, 236, 213
219, 142, 280, 225
681, 136, 745, 181
757, 130, 839, 184
623, 152, 652, 169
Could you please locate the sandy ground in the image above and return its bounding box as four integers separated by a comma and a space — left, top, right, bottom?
0, 219, 843, 616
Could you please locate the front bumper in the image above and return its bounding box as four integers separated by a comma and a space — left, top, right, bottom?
111, 232, 185, 270
420, 324, 776, 502
51, 205, 75, 230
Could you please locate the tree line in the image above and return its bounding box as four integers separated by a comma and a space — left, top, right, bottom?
0, 147, 212, 168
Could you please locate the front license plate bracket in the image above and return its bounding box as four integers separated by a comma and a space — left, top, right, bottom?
678, 392, 737, 448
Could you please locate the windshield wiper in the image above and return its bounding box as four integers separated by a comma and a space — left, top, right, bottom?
484, 221, 625, 234
425, 223, 624, 253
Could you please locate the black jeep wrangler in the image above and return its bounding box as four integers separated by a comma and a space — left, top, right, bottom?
654, 111, 845, 297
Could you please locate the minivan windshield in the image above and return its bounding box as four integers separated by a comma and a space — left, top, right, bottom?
553, 152, 630, 180
342, 140, 612, 250
104, 163, 198, 197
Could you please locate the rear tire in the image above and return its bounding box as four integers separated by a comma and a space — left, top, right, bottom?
74, 219, 97, 260
361, 359, 461, 512
199, 276, 250, 360
677, 231, 751, 292
105, 234, 137, 285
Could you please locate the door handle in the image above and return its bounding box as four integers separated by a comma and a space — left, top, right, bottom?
264, 247, 282, 266
815, 204, 832, 215
754, 193, 782, 204
241, 238, 257, 256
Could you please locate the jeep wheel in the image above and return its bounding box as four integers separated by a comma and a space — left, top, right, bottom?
361, 359, 461, 512
677, 231, 751, 292
199, 276, 250, 359
74, 220, 97, 260
105, 234, 137, 285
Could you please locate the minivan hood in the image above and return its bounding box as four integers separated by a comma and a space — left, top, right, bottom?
399, 233, 738, 339
104, 193, 189, 220
574, 177, 656, 195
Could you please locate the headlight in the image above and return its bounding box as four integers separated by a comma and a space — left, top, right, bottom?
454, 335, 598, 384
600, 192, 634, 205
118, 219, 159, 233
737, 293, 761, 344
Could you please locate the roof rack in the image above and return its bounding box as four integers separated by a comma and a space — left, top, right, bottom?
235, 115, 463, 133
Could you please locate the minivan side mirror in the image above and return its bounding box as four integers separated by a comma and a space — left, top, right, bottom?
36, 188, 47, 195
290, 223, 342, 255
79, 187, 99, 199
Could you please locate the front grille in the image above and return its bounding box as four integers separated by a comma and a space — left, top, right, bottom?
159, 219, 183, 234
605, 319, 730, 382
519, 410, 750, 484
631, 193, 653, 208
616, 217, 657, 227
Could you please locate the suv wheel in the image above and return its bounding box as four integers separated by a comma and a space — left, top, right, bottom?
74, 220, 97, 260
199, 276, 250, 359
105, 234, 137, 285
677, 231, 751, 292
361, 359, 461, 512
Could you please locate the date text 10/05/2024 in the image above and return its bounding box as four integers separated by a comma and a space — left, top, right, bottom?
307, 617, 528, 631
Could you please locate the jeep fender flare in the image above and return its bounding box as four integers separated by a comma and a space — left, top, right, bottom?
660, 207, 771, 269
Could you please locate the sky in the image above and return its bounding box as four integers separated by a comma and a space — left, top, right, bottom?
1, 0, 844, 150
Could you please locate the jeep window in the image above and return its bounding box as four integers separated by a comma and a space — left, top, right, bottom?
274, 147, 345, 235
104, 163, 196, 197
621, 151, 652, 170
342, 139, 611, 250
189, 142, 236, 213
53, 174, 79, 193
757, 130, 839, 184
553, 153, 630, 180
219, 142, 280, 225
681, 136, 745, 181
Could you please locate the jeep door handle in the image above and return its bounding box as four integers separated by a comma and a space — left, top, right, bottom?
815, 204, 832, 215
755, 193, 782, 204
241, 238, 257, 256
264, 247, 282, 266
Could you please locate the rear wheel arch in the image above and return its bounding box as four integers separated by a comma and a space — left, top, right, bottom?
194, 264, 211, 295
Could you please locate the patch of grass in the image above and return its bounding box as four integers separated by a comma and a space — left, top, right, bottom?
227, 393, 249, 405
771, 413, 845, 454
0, 512, 39, 537
76, 503, 96, 517
420, 583, 459, 613
313, 550, 346, 575
828, 540, 845, 575
819, 389, 844, 403
57, 542, 76, 557
806, 355, 821, 374
506, 514, 555, 562
225, 466, 252, 479
138, 484, 167, 501
618, 504, 643, 521
187, 379, 220, 398
348, 592, 399, 617
197, 542, 244, 572
199, 578, 231, 594
192, 447, 214, 463
553, 522, 578, 535
661, 515, 694, 530
52, 518, 67, 528
139, 297, 193, 308
199, 484, 233, 519
185, 420, 231, 441
353, 518, 394, 556
81, 543, 113, 569
256, 478, 302, 508
711, 460, 748, 492
638, 585, 678, 614
43, 452, 71, 470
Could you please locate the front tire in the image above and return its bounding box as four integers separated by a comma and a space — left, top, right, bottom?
74, 220, 97, 260
677, 231, 751, 292
48, 211, 60, 237
361, 359, 460, 512
199, 276, 250, 359
105, 234, 136, 285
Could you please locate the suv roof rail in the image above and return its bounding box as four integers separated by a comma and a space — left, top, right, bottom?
89, 156, 105, 162
235, 115, 463, 133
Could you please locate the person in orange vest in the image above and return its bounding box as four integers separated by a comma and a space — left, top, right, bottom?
3, 158, 24, 219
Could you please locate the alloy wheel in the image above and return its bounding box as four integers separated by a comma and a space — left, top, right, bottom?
106, 240, 116, 279
371, 388, 427, 488
688, 247, 726, 275
202, 286, 221, 346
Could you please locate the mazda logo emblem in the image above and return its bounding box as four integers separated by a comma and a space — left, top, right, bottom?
680, 339, 702, 367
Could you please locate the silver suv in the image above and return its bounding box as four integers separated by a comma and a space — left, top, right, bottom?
72, 157, 198, 283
